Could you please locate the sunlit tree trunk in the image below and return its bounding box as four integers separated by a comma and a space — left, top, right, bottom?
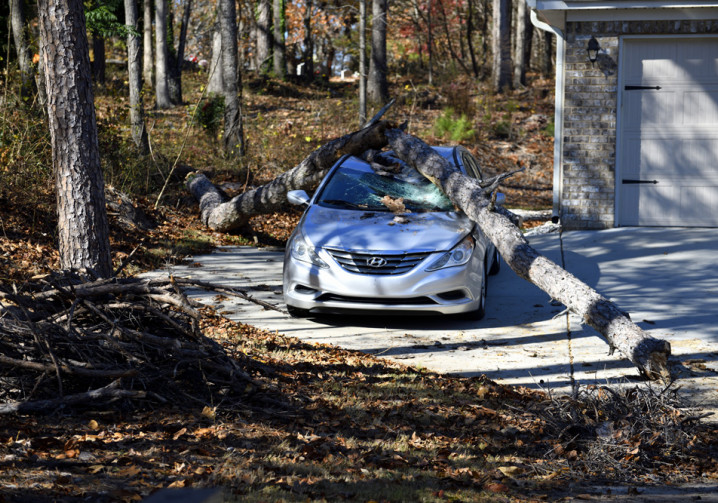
154, 0, 172, 108
513, 0, 529, 88
208, 21, 224, 93
272, 0, 286, 78
368, 0, 388, 104
143, 0, 153, 88
125, 0, 149, 153
219, 0, 245, 156
37, 0, 112, 278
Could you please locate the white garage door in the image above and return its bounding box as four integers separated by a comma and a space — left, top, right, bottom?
617, 37, 718, 227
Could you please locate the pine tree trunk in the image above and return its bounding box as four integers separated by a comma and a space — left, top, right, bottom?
385, 129, 671, 380
125, 0, 149, 153
37, 0, 112, 278
512, 0, 527, 88
302, 0, 314, 81
359, 0, 367, 124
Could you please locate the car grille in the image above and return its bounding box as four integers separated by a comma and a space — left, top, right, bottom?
324, 248, 432, 275
317, 293, 436, 305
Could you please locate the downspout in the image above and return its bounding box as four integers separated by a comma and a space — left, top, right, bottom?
529, 8, 564, 224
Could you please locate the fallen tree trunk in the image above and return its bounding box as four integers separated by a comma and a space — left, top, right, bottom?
386, 128, 671, 380
187, 120, 393, 231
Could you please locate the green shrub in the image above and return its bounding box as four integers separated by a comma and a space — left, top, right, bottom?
192, 95, 225, 139
434, 108, 475, 142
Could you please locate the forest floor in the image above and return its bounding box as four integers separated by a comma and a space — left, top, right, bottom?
1, 71, 716, 502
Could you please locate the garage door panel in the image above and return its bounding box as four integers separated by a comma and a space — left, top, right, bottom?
684, 90, 718, 124
619, 37, 718, 227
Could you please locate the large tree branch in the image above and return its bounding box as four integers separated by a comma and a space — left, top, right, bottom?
186, 120, 393, 231
386, 128, 671, 380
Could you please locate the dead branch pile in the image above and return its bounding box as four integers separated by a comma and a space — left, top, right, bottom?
0, 273, 257, 414
535, 384, 708, 481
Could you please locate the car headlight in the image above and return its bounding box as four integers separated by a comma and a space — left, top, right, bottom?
290, 232, 328, 269
425, 234, 475, 271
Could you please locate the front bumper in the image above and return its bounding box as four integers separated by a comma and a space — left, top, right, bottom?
283, 248, 485, 315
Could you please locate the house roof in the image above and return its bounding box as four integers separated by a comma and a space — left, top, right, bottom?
527, 0, 718, 31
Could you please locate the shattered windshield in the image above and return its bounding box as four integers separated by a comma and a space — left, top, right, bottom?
316, 160, 455, 213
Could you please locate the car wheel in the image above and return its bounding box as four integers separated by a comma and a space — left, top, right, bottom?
287, 305, 309, 318
488, 247, 501, 276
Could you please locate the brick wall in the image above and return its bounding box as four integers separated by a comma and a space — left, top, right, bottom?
560, 19, 718, 229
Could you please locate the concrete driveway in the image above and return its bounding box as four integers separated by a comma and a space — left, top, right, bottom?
145, 227, 718, 419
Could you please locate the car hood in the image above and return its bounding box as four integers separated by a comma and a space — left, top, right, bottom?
300, 205, 473, 253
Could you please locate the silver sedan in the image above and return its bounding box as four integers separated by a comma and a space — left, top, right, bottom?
283, 146, 501, 319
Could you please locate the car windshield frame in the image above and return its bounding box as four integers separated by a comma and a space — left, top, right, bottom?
314, 156, 456, 213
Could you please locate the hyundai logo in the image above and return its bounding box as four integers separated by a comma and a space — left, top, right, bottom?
367, 257, 387, 268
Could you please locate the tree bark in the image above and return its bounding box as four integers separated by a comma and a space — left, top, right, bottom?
143, 0, 154, 88
37, 0, 113, 278
512, 0, 527, 88
207, 21, 224, 94
256, 0, 271, 74
272, 0, 286, 78
359, 0, 367, 124
154, 0, 172, 108
186, 120, 392, 231
491, 0, 511, 92
10, 0, 34, 100
92, 33, 106, 84
368, 0, 389, 104
219, 0, 245, 156
302, 0, 314, 81
385, 129, 671, 380
125, 0, 150, 153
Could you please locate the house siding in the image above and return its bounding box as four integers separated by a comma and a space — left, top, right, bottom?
560, 19, 718, 229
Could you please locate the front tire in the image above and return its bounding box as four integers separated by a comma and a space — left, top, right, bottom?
488, 247, 501, 276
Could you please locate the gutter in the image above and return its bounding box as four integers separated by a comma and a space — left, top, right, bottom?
528, 7, 565, 224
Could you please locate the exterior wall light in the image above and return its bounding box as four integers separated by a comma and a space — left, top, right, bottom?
587, 36, 600, 65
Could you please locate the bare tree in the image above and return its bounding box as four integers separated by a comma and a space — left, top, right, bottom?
492, 0, 512, 91
10, 0, 34, 100
272, 0, 286, 78
219, 0, 245, 156
37, 0, 112, 278
125, 0, 149, 153
154, 0, 172, 108
368, 0, 388, 104
143, 0, 153, 88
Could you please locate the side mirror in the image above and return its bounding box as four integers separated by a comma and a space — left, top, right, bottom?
495, 192, 506, 206
287, 190, 311, 206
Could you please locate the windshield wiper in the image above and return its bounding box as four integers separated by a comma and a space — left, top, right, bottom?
320, 199, 368, 210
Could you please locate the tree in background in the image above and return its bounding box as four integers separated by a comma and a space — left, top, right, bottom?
37, 0, 112, 277
10, 0, 34, 101
492, 0, 512, 91
143, 0, 153, 88
273, 0, 286, 78
154, 0, 172, 108
302, 0, 314, 80
368, 0, 388, 104
124, 0, 149, 153
219, 0, 245, 156
256, 0, 271, 74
